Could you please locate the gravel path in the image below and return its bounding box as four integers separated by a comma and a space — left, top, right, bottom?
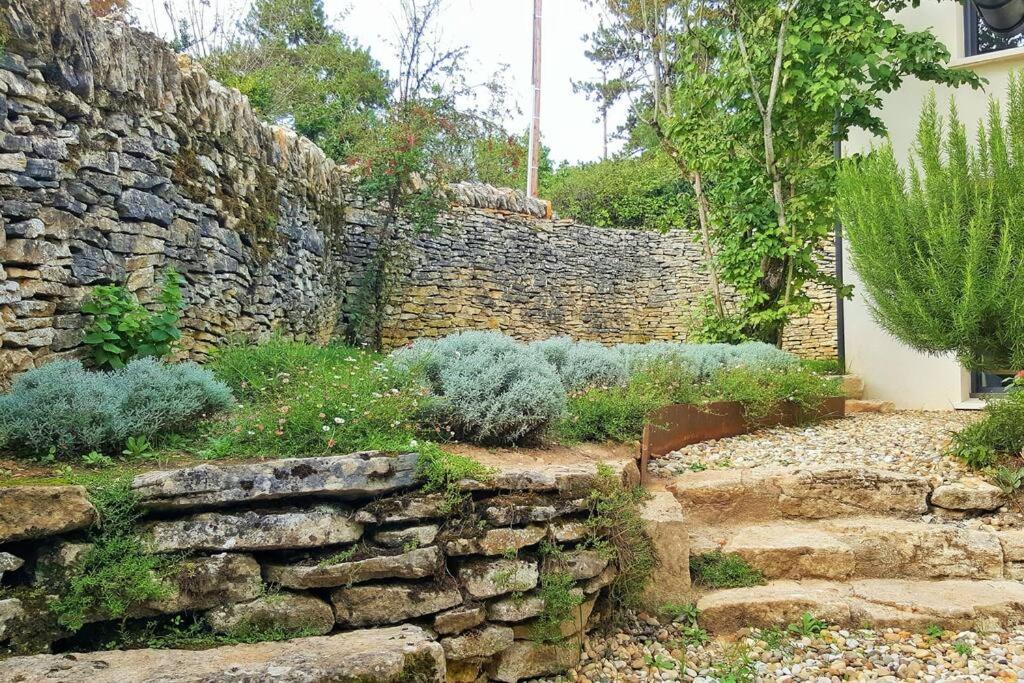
541, 615, 1024, 682
649, 412, 980, 486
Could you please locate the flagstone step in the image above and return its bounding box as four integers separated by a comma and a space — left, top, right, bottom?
693, 517, 1007, 581
666, 466, 931, 525
696, 579, 1024, 634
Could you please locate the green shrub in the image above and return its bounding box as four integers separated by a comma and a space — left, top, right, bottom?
532, 571, 584, 643
585, 463, 658, 610
705, 366, 842, 422
837, 85, 1024, 371
544, 155, 694, 232
393, 331, 566, 445
209, 341, 424, 456
555, 370, 676, 443
50, 475, 170, 631
950, 389, 1024, 467
81, 268, 187, 370
532, 337, 628, 392
615, 341, 797, 379
0, 359, 233, 458
690, 551, 766, 588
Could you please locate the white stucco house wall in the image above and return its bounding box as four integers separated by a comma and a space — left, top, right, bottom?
842, 0, 1022, 409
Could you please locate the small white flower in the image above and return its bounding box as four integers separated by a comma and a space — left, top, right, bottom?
334, 417, 345, 424
322, 425, 330, 432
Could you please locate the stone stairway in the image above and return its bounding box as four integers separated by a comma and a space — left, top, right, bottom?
662, 464, 1024, 634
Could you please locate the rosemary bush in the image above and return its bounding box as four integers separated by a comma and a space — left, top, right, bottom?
838, 83, 1024, 371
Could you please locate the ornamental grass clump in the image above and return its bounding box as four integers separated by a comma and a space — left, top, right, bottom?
393, 331, 566, 445
0, 359, 232, 458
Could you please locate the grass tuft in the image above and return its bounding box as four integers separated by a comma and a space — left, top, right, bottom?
689, 551, 766, 589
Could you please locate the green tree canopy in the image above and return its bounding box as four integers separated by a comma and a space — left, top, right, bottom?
203, 0, 389, 160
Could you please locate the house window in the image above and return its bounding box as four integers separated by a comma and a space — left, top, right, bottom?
965, 2, 1024, 56
971, 370, 1013, 396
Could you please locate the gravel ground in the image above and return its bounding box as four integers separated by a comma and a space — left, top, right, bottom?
649, 412, 980, 486
540, 614, 1024, 682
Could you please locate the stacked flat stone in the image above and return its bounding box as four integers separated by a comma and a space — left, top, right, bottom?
0, 451, 641, 682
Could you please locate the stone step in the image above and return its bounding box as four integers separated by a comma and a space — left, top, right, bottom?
667, 466, 930, 525
696, 579, 1024, 634
845, 399, 896, 413
697, 517, 1006, 581
0, 624, 444, 682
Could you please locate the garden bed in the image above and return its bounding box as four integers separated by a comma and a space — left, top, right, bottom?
639, 397, 846, 473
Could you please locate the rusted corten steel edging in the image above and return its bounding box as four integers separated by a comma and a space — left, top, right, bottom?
637, 397, 846, 482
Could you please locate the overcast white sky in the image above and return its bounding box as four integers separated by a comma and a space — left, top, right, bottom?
129, 0, 628, 164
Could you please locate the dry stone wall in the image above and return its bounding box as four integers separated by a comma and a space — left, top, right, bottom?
0, 452, 639, 682
0, 0, 837, 386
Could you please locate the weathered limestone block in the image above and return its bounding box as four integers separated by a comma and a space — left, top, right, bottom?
640, 490, 691, 605
512, 594, 596, 640
486, 594, 546, 622
547, 521, 589, 543
0, 552, 24, 581
133, 553, 262, 617
0, 486, 96, 543
931, 478, 1005, 512
548, 549, 609, 581
116, 188, 173, 226
0, 598, 24, 641
441, 625, 514, 661
458, 558, 539, 599
331, 581, 463, 626
669, 466, 930, 525
32, 541, 92, 585
354, 494, 447, 524
206, 592, 335, 636
488, 640, 582, 682
481, 496, 558, 526
372, 524, 439, 548
132, 452, 420, 510
461, 460, 639, 496
264, 546, 442, 589
144, 505, 363, 553
444, 526, 546, 557
0, 625, 445, 682
434, 605, 487, 635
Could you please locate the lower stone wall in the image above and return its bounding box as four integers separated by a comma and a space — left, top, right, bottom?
374, 208, 839, 360
0, 453, 639, 682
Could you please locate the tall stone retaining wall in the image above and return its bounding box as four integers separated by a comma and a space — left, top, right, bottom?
0, 453, 637, 682
0, 0, 837, 385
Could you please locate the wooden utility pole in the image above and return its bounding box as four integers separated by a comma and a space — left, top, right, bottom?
527, 0, 542, 197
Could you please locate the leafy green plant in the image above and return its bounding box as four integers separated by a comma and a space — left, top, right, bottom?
318, 547, 357, 567
584, 463, 658, 610
690, 551, 766, 589
81, 268, 187, 370
659, 601, 699, 626
532, 571, 584, 643
644, 653, 679, 670
711, 644, 756, 683
838, 84, 1024, 371
924, 623, 944, 639
0, 359, 232, 458
122, 436, 155, 461
993, 466, 1024, 495
50, 475, 170, 631
758, 626, 787, 651
416, 444, 494, 514
81, 451, 114, 468
949, 390, 1024, 465
681, 625, 709, 647
953, 640, 973, 656
788, 612, 828, 638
